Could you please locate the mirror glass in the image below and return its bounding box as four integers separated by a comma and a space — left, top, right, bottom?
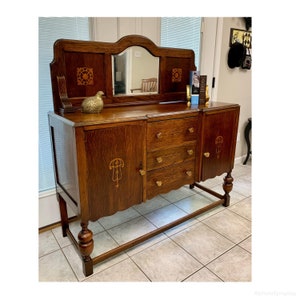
112, 46, 159, 96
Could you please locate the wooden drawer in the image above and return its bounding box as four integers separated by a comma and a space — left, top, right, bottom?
146, 160, 195, 200
147, 117, 198, 151
147, 142, 196, 171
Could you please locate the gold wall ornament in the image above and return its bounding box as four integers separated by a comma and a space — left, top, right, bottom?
81, 91, 104, 114
109, 158, 125, 188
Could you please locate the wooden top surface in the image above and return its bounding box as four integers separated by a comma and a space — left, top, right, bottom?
49, 101, 239, 127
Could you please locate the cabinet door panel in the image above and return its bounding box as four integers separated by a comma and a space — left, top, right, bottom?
84, 122, 146, 220
200, 108, 239, 181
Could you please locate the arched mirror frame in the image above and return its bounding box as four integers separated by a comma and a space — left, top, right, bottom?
50, 35, 196, 113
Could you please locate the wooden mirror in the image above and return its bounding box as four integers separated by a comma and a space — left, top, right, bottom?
50, 35, 196, 113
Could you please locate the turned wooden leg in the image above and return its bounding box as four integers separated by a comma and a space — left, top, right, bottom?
78, 222, 94, 276
57, 193, 69, 237
223, 172, 234, 207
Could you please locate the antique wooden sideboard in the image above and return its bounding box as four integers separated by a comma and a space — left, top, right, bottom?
48, 35, 240, 276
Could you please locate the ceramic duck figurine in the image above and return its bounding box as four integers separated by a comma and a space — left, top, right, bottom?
81, 91, 104, 113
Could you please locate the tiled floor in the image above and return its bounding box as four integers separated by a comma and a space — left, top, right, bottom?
39, 162, 251, 282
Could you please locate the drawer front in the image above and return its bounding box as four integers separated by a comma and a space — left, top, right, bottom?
147, 143, 196, 171
147, 117, 198, 151
146, 160, 195, 200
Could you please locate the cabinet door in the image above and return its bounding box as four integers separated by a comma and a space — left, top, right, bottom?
84, 121, 146, 220
200, 107, 239, 181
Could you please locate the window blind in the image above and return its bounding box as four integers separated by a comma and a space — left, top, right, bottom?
39, 17, 90, 192
160, 17, 201, 69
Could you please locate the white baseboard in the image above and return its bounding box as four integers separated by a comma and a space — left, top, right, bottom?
39, 188, 76, 229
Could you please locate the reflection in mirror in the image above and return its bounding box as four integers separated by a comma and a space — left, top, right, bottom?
113, 46, 159, 96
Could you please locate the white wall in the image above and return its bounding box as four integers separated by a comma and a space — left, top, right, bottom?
214, 17, 252, 159
90, 17, 161, 44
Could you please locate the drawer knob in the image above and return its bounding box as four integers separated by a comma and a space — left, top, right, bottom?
156, 180, 163, 187
187, 149, 194, 155
156, 132, 163, 139
188, 127, 194, 133
139, 169, 146, 176
186, 170, 193, 177
203, 152, 210, 158
156, 157, 163, 163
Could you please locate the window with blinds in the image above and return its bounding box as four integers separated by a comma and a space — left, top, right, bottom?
160, 17, 201, 69
39, 17, 90, 192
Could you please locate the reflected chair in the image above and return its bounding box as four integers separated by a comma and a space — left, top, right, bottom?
131, 77, 158, 93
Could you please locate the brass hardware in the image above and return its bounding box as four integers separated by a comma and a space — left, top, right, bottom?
156, 132, 162, 139
139, 169, 146, 176
186, 170, 193, 177
156, 157, 163, 163
156, 180, 163, 187
187, 149, 193, 155
188, 127, 194, 133
203, 152, 210, 158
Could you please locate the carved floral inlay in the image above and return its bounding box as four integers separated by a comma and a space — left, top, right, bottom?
172, 68, 182, 82
77, 67, 94, 85
215, 136, 224, 159
109, 158, 125, 188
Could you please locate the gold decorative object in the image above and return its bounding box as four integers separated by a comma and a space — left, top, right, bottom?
205, 85, 210, 107
186, 84, 191, 107
81, 91, 104, 114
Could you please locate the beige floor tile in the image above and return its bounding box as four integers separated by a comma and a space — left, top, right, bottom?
232, 164, 251, 178
144, 204, 186, 227
232, 177, 251, 197
161, 186, 196, 203
239, 236, 252, 253
206, 246, 251, 282
228, 197, 252, 220
98, 207, 141, 230
92, 231, 119, 257
171, 222, 234, 265
39, 230, 60, 257
132, 238, 202, 281
108, 216, 156, 245
164, 218, 199, 237
174, 194, 213, 214
126, 233, 167, 256
39, 250, 77, 281
196, 205, 225, 221
51, 226, 72, 249
84, 258, 150, 282
202, 209, 251, 244
133, 195, 170, 215
184, 267, 222, 282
